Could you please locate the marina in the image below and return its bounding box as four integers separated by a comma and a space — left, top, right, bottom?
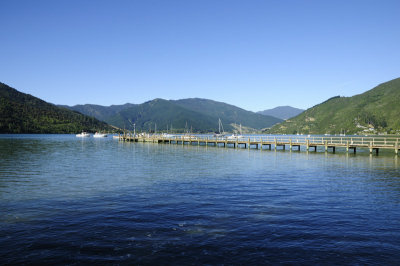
119, 133, 400, 155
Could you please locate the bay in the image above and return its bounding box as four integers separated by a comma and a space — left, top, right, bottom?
1, 134, 400, 264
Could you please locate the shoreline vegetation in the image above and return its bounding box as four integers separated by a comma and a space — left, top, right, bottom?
1, 77, 400, 135
268, 78, 400, 136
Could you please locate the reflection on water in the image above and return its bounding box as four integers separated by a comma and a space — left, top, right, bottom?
0, 134, 400, 264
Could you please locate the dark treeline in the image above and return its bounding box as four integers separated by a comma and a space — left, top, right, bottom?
0, 82, 113, 133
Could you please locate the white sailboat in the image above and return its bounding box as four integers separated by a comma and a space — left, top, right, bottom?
214, 118, 226, 138
162, 124, 174, 138
183, 122, 192, 139
227, 124, 244, 140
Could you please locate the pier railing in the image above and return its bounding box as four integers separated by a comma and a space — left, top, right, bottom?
119, 134, 400, 154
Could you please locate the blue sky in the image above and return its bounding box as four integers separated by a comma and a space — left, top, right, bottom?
1, 0, 399, 112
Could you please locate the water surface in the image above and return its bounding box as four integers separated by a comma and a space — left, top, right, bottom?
1, 134, 400, 264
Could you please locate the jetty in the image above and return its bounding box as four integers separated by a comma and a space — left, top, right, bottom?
118, 134, 400, 155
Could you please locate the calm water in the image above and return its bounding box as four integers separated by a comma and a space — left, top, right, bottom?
1, 134, 400, 264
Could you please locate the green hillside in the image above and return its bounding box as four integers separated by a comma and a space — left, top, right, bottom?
61, 103, 136, 122
67, 98, 282, 133
0, 82, 112, 133
113, 99, 219, 132
268, 78, 400, 135
173, 98, 282, 130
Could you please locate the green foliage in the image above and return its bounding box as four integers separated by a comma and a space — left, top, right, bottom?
0, 82, 113, 133
268, 78, 400, 135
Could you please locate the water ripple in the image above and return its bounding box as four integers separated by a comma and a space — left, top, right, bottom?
0, 135, 400, 264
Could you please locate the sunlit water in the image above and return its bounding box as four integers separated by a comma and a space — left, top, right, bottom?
1, 134, 400, 264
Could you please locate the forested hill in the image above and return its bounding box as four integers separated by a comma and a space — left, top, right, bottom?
61, 103, 136, 123
0, 82, 112, 133
66, 98, 282, 133
172, 98, 282, 131
268, 77, 400, 135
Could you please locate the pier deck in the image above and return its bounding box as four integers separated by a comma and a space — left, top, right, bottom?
118, 134, 400, 155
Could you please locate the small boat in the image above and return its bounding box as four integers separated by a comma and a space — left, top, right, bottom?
183, 134, 193, 139
76, 132, 90, 137
227, 134, 245, 140
161, 133, 174, 138
227, 124, 244, 140
93, 132, 108, 138
214, 118, 227, 138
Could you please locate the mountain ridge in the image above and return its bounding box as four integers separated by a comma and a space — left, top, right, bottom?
268, 77, 400, 135
0, 82, 112, 133
65, 98, 282, 132
257, 106, 304, 120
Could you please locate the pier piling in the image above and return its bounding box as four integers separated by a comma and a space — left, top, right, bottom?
118, 135, 400, 155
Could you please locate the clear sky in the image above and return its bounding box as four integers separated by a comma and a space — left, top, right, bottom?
1, 0, 399, 112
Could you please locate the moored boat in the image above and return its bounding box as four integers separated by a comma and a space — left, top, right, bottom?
227, 123, 244, 140
93, 132, 108, 138
76, 132, 90, 137
227, 134, 244, 140
213, 118, 227, 138
161, 133, 175, 138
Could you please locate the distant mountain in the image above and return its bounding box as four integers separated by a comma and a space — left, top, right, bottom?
0, 82, 112, 133
173, 98, 282, 130
257, 106, 304, 120
60, 103, 136, 122
66, 98, 282, 133
268, 78, 400, 135
114, 98, 220, 132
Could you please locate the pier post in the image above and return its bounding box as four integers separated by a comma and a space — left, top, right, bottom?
325, 140, 328, 152
290, 138, 292, 150
369, 141, 373, 154
274, 137, 277, 150
248, 138, 250, 149
306, 139, 309, 151
395, 141, 398, 155
346, 141, 349, 152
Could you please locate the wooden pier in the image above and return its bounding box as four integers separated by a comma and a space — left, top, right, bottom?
118, 134, 400, 155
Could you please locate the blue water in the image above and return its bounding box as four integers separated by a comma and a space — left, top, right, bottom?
1, 134, 400, 264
